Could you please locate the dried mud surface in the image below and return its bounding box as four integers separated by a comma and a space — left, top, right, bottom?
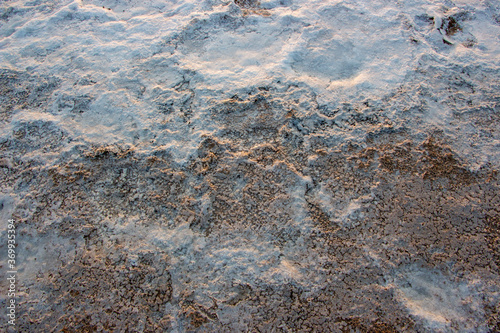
0, 1, 500, 332
1, 80, 499, 331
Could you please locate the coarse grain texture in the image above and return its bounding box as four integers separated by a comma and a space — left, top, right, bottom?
0, 0, 499, 332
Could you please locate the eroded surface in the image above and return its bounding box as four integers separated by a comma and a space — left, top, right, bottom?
0, 0, 499, 332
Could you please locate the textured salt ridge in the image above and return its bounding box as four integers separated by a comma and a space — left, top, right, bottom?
0, 0, 499, 332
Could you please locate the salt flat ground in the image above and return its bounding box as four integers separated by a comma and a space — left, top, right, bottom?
0, 0, 499, 331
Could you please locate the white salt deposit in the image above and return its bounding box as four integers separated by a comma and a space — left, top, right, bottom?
1, 0, 499, 331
